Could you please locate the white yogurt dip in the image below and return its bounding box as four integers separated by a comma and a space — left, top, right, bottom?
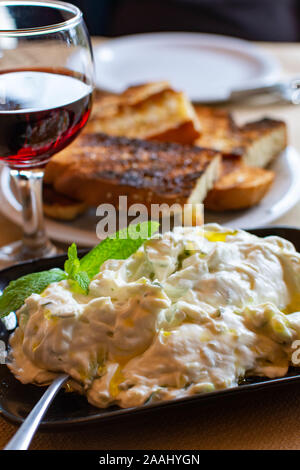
8, 224, 300, 408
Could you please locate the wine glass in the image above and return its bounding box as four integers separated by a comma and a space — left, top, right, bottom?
0, 0, 94, 267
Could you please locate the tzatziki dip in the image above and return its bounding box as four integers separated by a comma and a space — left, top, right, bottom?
8, 224, 300, 408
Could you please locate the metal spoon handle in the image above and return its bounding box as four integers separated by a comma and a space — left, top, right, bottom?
229, 77, 300, 104
4, 374, 68, 450
229, 83, 283, 101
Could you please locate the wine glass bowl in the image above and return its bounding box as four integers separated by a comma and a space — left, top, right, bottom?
0, 68, 93, 168
0, 1, 94, 266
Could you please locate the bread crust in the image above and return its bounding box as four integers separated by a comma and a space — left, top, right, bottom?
147, 120, 202, 145
239, 118, 288, 167
86, 84, 201, 144
194, 106, 287, 167
204, 157, 275, 211
43, 184, 87, 220
194, 106, 243, 155
44, 133, 221, 210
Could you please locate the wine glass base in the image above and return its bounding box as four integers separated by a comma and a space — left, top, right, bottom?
0, 240, 58, 269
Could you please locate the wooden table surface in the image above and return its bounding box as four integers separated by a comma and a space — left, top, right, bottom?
0, 40, 300, 450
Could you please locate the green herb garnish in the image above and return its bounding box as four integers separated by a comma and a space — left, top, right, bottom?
0, 269, 67, 319
80, 221, 159, 278
0, 221, 159, 317
64, 243, 90, 295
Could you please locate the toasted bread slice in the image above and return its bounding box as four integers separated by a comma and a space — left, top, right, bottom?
43, 184, 87, 220
86, 82, 201, 144
194, 106, 244, 155
204, 156, 275, 211
239, 118, 287, 167
194, 106, 287, 167
44, 133, 221, 211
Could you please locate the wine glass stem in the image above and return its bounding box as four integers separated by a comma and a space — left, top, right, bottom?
10, 168, 54, 258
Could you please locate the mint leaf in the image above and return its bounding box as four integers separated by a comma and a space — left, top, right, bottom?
80, 221, 159, 278
0, 221, 160, 317
0, 268, 66, 318
64, 243, 80, 279
65, 221, 159, 293
64, 243, 80, 278
64, 243, 90, 294
72, 271, 90, 294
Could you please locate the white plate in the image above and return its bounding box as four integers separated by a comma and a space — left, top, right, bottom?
93, 32, 280, 102
0, 147, 299, 247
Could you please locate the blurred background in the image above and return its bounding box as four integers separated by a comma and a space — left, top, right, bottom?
70, 0, 300, 41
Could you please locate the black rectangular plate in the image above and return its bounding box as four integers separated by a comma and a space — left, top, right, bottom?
0, 226, 300, 429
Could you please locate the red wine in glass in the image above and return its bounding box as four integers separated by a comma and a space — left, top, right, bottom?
0, 67, 93, 168
0, 0, 94, 267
